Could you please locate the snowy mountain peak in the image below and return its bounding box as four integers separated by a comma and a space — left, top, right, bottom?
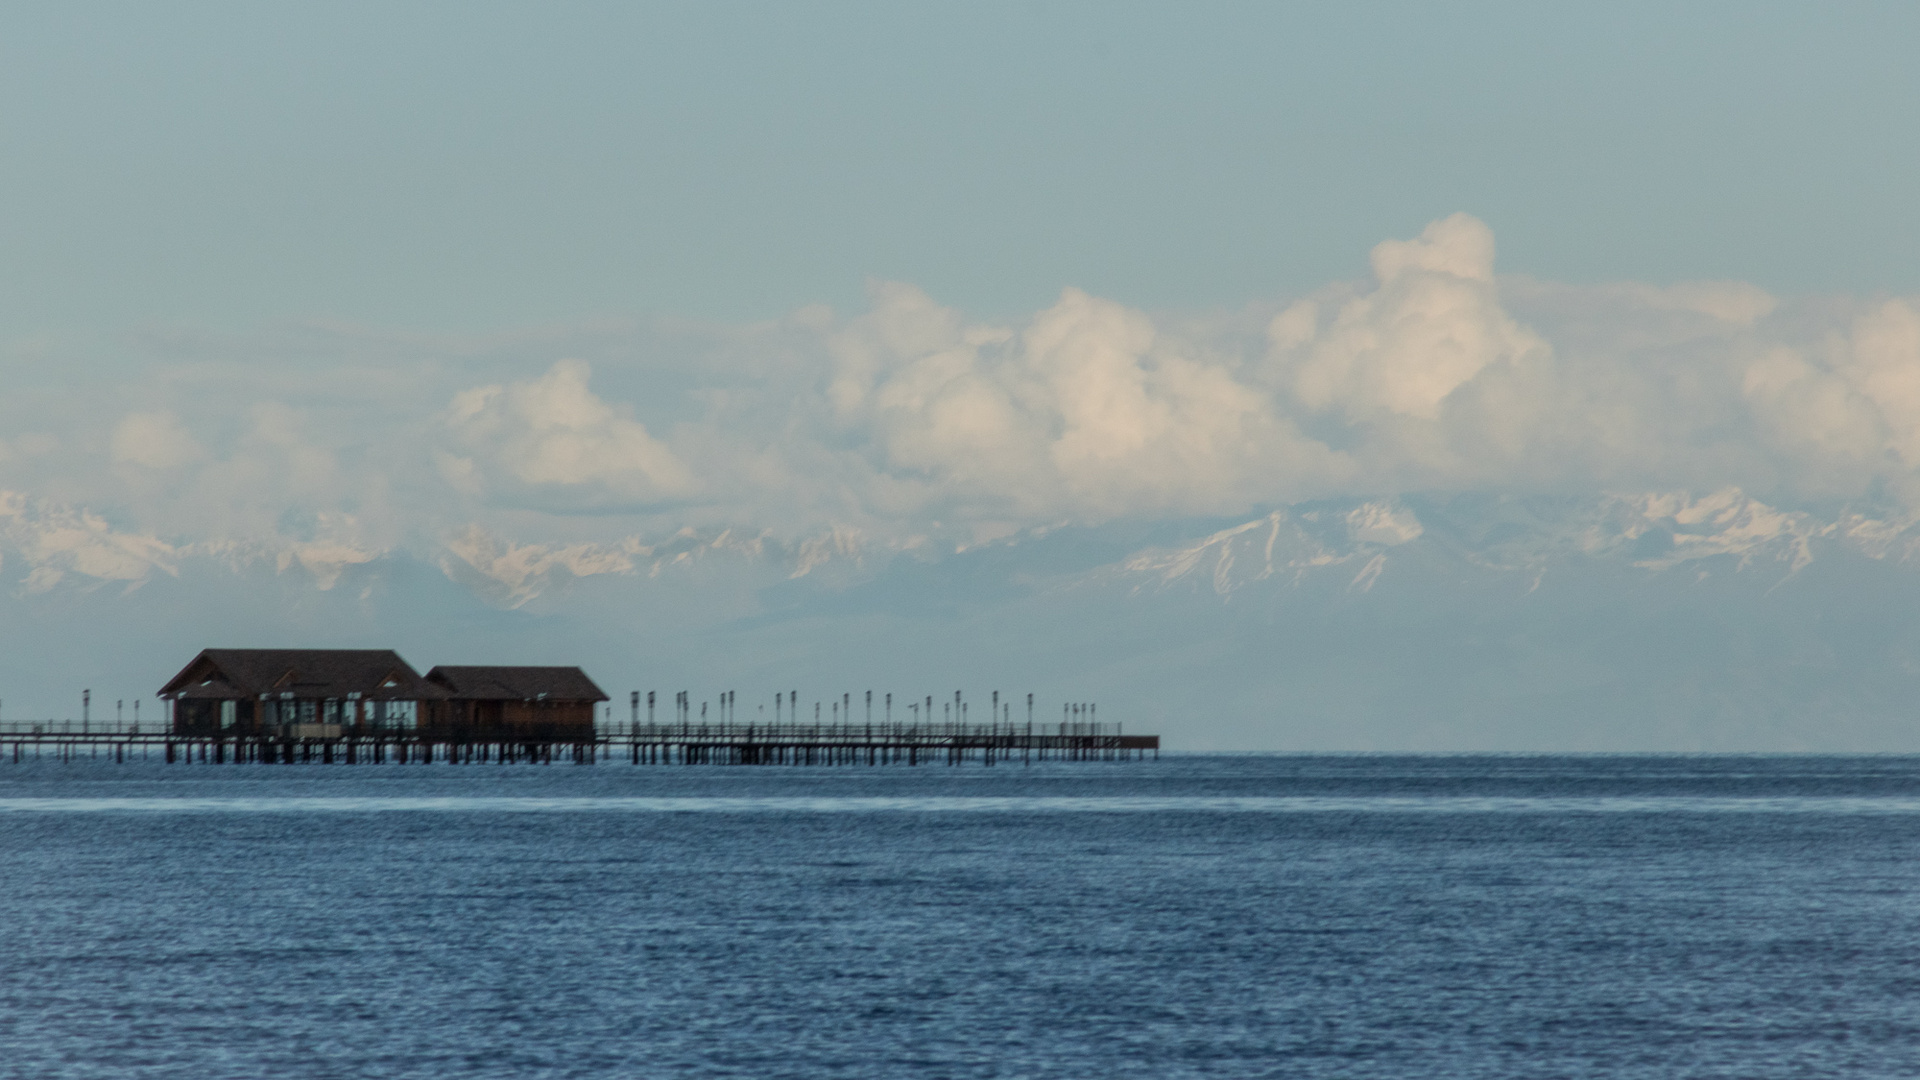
1100, 489, 1920, 599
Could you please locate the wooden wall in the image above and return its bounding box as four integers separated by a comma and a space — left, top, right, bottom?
423, 699, 596, 739
171, 697, 597, 739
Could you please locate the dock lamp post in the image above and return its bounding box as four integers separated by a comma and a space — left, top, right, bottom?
82, 689, 90, 734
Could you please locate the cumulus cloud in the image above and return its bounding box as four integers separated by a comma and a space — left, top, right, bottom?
1739, 298, 1920, 500
842, 282, 1346, 521
149, 401, 383, 550
1277, 213, 1549, 420
443, 359, 695, 505
109, 411, 206, 469
1836, 300, 1920, 466
8, 211, 1920, 601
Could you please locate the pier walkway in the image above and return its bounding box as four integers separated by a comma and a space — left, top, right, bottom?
0, 721, 1159, 766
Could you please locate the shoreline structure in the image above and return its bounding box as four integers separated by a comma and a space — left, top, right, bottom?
2, 648, 1158, 767
0, 721, 1157, 767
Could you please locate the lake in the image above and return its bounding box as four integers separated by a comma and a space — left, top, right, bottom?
2, 755, 1917, 1078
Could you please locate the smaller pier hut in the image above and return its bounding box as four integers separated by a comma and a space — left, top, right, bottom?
424, 666, 608, 741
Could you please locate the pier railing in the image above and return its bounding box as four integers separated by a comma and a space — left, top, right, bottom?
0, 719, 1124, 740
606, 720, 1120, 741
1, 719, 1157, 766
0, 721, 152, 736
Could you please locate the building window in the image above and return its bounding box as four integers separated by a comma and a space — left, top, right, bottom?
374, 700, 417, 731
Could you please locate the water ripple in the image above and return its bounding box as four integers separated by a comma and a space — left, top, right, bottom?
7, 794, 1920, 813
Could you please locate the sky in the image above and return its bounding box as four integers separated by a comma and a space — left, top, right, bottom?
4, 3, 1920, 749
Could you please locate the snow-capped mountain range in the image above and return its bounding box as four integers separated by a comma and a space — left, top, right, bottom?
4, 487, 1920, 752
7, 485, 1916, 605
1109, 488, 1920, 598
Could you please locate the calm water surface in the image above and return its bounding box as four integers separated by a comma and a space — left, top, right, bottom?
2, 755, 1918, 1078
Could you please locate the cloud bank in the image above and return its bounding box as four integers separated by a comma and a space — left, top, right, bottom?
4, 213, 1920, 600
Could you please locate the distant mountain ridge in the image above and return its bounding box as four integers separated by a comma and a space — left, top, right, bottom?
6, 486, 1920, 606
1099, 489, 1920, 600
6, 486, 1920, 749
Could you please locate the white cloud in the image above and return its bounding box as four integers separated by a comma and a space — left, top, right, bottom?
1640, 280, 1778, 325
1279, 213, 1549, 420
153, 401, 370, 545
847, 283, 1347, 521
445, 358, 695, 503
109, 411, 205, 469
1836, 299, 1920, 466
1739, 299, 1920, 499
6, 211, 1920, 598
1742, 345, 1884, 470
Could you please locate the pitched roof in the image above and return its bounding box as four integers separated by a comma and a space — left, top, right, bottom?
425, 666, 609, 702
159, 649, 446, 700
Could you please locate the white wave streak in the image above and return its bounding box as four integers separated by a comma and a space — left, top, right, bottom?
5, 796, 1920, 814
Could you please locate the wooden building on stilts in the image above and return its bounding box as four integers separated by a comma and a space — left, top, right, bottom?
423, 666, 607, 741
123, 646, 1162, 768
159, 649, 445, 738
159, 650, 608, 743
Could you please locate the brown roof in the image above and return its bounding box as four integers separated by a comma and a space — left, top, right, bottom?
159, 649, 446, 701
425, 666, 608, 703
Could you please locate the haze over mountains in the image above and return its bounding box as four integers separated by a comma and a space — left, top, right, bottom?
5, 484, 1919, 751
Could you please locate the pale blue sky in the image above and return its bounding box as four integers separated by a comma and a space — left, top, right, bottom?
6, 3, 1920, 747
3, 1, 1917, 336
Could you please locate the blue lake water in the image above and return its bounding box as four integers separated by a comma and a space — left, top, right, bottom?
3, 755, 1919, 1078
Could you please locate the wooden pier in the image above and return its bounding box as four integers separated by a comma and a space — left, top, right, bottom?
0, 721, 1159, 767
